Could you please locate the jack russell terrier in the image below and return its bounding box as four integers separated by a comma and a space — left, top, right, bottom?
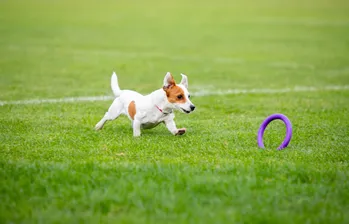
95, 72, 195, 137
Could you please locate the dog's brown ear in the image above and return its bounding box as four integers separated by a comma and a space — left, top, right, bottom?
163, 72, 176, 89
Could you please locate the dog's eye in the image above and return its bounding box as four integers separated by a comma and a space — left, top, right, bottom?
177, 95, 183, 99
188, 94, 191, 98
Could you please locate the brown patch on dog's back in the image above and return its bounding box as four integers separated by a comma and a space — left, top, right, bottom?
128, 101, 136, 120
164, 85, 187, 103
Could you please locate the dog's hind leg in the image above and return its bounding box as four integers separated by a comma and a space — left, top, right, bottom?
95, 98, 123, 130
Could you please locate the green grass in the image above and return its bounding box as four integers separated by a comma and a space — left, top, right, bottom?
1, 0, 349, 223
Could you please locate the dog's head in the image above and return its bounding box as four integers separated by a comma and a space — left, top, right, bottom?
162, 72, 195, 113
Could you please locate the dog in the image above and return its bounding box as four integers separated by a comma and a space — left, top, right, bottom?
95, 72, 195, 137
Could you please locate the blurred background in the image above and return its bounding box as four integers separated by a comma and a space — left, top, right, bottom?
1, 0, 348, 100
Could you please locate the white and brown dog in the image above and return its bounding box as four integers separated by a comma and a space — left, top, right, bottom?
95, 72, 195, 137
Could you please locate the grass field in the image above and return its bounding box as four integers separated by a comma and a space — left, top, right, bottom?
1, 0, 349, 223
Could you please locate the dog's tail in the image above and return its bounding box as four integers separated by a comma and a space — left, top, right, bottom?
111, 72, 122, 97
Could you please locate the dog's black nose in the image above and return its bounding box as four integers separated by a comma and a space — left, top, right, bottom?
190, 105, 196, 111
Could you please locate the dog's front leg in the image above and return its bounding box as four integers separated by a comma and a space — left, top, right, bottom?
164, 115, 186, 136
132, 119, 142, 137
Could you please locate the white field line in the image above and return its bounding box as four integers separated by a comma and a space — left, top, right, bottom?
0, 96, 114, 106
1, 85, 349, 107
193, 85, 349, 96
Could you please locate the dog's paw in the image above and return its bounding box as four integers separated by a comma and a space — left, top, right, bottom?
133, 130, 141, 137
95, 123, 103, 131
175, 128, 186, 136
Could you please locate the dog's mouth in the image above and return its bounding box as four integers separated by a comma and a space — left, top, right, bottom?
181, 108, 191, 114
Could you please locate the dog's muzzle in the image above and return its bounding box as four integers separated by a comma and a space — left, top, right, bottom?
182, 104, 195, 113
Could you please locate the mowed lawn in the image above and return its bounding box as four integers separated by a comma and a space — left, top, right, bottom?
1, 0, 349, 223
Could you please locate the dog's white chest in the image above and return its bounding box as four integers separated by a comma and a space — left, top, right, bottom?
132, 114, 164, 129
138, 110, 170, 129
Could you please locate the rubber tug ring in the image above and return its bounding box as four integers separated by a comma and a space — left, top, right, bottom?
257, 114, 292, 150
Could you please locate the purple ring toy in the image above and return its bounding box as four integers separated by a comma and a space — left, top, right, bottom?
257, 114, 292, 150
